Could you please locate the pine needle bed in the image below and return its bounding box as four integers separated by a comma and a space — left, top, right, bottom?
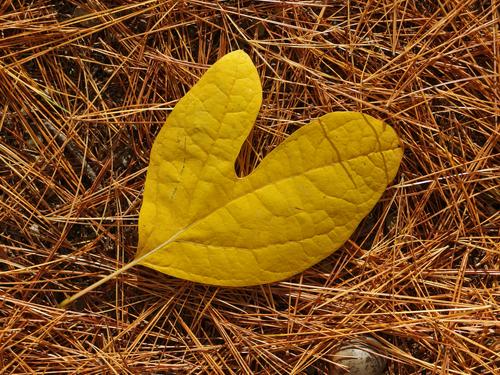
1, 1, 498, 374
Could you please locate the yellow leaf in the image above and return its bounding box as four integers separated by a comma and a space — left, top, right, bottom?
137, 50, 403, 286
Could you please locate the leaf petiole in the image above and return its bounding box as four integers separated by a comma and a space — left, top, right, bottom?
58, 231, 183, 309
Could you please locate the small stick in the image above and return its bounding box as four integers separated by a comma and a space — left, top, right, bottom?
44, 120, 98, 182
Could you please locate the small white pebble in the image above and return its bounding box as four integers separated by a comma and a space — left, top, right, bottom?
329, 338, 387, 375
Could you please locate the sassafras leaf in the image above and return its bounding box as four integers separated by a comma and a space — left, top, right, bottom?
136, 50, 403, 286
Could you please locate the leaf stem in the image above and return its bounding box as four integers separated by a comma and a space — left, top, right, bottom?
58, 230, 185, 309
58, 257, 141, 309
